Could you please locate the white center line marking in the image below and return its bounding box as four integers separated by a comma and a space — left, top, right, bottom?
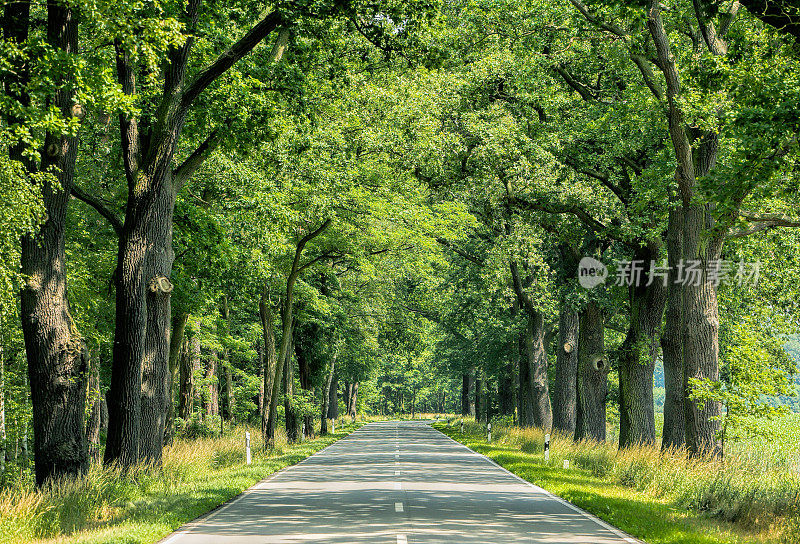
394, 482, 402, 490
397, 535, 407, 544
395, 502, 404, 512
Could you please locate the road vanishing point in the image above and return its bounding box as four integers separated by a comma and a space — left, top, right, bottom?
161, 421, 640, 544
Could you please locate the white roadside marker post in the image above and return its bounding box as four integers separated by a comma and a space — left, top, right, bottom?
245, 431, 252, 465
460, 420, 464, 434
487, 422, 492, 443
332, 418, 335, 434
544, 433, 550, 463
563, 459, 569, 470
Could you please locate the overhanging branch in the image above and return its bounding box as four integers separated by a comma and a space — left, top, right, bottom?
71, 185, 123, 235
180, 11, 283, 113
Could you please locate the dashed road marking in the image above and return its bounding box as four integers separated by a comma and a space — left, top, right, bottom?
395, 502, 404, 512
394, 482, 402, 490
397, 535, 408, 544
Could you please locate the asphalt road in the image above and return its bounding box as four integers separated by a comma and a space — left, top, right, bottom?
162, 421, 639, 544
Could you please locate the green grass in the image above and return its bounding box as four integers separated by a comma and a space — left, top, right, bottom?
0, 423, 361, 544
435, 419, 800, 544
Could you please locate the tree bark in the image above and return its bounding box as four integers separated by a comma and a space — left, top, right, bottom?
682, 202, 724, 457
517, 329, 533, 427
648, 0, 724, 457
474, 373, 483, 422
178, 332, 199, 420
0, 345, 5, 477
320, 359, 336, 435
348, 383, 359, 417
204, 352, 218, 417
220, 297, 233, 421
661, 205, 686, 450
165, 311, 189, 445
264, 219, 331, 447
16, 2, 90, 485
105, 7, 284, 468
575, 301, 607, 442
619, 243, 666, 448
86, 353, 102, 464
510, 261, 552, 430
284, 341, 298, 442
499, 362, 514, 416
328, 368, 339, 420
461, 373, 474, 416
553, 305, 579, 434
259, 282, 278, 443
257, 341, 265, 418
523, 311, 553, 430
295, 340, 314, 438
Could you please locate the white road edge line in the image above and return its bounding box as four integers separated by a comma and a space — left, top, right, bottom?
431, 423, 643, 544
155, 425, 365, 544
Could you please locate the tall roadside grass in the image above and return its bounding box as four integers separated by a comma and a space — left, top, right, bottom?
0, 423, 359, 544
440, 418, 800, 543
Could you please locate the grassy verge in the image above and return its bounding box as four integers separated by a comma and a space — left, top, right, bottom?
0, 422, 361, 544
435, 420, 799, 544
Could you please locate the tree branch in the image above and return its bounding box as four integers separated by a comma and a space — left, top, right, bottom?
510, 193, 608, 233
180, 11, 283, 114
554, 64, 597, 101
172, 128, 223, 190
630, 54, 664, 101
71, 185, 123, 234
739, 0, 800, 43
568, 0, 628, 37
727, 212, 800, 238
436, 237, 484, 266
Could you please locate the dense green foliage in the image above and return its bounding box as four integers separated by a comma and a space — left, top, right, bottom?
2, 0, 799, 539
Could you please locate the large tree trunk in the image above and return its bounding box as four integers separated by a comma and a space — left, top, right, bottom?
284, 343, 298, 443
328, 368, 339, 420
474, 373, 483, 422
220, 297, 233, 421
17, 3, 90, 486
178, 333, 199, 420
348, 383, 359, 418
553, 306, 579, 434
86, 353, 102, 464
107, 178, 175, 467
461, 373, 474, 416
204, 352, 218, 417
257, 342, 265, 418
165, 311, 189, 445
499, 362, 514, 416
661, 205, 686, 450
265, 220, 329, 447
521, 311, 553, 430
259, 283, 278, 444
266, 322, 292, 447
518, 330, 533, 427
0, 345, 5, 477
682, 201, 724, 457
510, 260, 552, 430
647, 1, 724, 458
320, 359, 336, 435
105, 7, 284, 469
619, 244, 666, 448
575, 301, 607, 442
295, 341, 314, 439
